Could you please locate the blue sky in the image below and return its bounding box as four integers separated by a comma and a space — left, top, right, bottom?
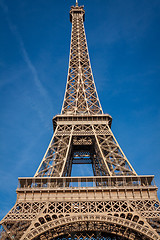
0, 0, 160, 220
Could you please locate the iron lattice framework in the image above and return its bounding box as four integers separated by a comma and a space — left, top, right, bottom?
61, 5, 102, 115
0, 2, 160, 240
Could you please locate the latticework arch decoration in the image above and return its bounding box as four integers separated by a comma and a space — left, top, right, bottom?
21, 214, 159, 240
3, 200, 160, 223
54, 232, 129, 240
1, 3, 160, 240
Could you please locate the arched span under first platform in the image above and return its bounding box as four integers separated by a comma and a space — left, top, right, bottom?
21, 214, 159, 240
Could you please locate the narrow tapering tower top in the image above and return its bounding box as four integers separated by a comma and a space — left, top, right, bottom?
61, 4, 103, 115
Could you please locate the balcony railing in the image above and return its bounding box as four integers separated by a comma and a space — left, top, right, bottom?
17, 175, 156, 190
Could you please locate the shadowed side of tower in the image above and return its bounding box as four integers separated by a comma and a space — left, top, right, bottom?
0, 2, 160, 240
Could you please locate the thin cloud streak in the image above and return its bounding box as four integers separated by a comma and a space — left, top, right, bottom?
0, 0, 53, 112
0, 126, 48, 191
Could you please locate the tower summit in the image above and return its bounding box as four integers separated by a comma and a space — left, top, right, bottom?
0, 2, 160, 240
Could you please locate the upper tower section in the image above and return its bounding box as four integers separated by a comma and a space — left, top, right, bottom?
61, 3, 103, 115
70, 3, 85, 23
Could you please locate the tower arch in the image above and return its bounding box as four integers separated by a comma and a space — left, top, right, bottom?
21, 214, 158, 240
0, 1, 160, 240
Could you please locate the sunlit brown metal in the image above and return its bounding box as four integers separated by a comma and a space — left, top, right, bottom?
34, 114, 136, 177
0, 2, 160, 240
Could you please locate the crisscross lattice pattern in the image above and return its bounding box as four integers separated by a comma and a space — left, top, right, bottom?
1, 3, 160, 240
35, 123, 136, 177
55, 232, 129, 240
61, 6, 102, 115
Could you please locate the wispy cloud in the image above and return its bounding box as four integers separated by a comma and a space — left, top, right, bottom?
0, 125, 48, 189
0, 0, 53, 115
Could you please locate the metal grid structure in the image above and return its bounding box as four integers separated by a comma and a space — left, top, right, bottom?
34, 114, 136, 178
61, 5, 102, 115
0, 2, 160, 240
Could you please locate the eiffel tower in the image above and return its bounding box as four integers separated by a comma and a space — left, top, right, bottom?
0, 1, 160, 240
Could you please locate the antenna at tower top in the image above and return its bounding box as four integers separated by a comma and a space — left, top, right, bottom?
76, 0, 78, 6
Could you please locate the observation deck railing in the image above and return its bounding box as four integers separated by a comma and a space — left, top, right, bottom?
17, 175, 156, 190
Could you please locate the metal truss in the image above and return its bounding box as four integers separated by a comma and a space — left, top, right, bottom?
0, 2, 160, 240
61, 5, 103, 115
3, 199, 160, 221
34, 119, 136, 177
1, 177, 160, 239
54, 232, 129, 240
